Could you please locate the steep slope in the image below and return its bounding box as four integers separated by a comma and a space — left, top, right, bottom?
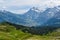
19, 7, 41, 26
43, 6, 60, 26
0, 6, 60, 27
0, 10, 27, 25
0, 17, 4, 22
0, 7, 41, 26
18, 6, 60, 26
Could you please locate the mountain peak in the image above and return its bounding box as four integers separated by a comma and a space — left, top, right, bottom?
30, 7, 40, 12
0, 10, 8, 13
58, 5, 60, 7
56, 6, 60, 10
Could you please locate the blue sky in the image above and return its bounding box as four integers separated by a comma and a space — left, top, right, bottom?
0, 0, 60, 14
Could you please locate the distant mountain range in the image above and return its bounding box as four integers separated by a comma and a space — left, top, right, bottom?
0, 6, 60, 27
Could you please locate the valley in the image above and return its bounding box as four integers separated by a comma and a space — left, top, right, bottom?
0, 22, 60, 40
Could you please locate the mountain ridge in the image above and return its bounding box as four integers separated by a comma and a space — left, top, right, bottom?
0, 5, 60, 27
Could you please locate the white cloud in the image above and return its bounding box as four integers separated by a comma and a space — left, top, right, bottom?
9, 9, 29, 14
0, 0, 60, 14
2, 0, 60, 7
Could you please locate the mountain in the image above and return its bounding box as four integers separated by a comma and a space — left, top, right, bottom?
18, 7, 41, 26
44, 9, 60, 26
18, 6, 60, 26
0, 7, 41, 26
0, 6, 60, 27
0, 17, 4, 22
0, 10, 26, 25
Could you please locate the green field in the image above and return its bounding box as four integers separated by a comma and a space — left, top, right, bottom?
0, 22, 60, 40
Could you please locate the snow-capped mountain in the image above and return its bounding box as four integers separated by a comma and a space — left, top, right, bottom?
0, 6, 60, 27
19, 7, 41, 26
0, 10, 27, 25
44, 6, 60, 26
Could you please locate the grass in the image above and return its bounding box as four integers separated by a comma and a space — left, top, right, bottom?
0, 22, 60, 40
0, 23, 32, 40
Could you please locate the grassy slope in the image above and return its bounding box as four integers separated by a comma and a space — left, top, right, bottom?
0, 22, 60, 40
26, 30, 60, 40
0, 23, 32, 40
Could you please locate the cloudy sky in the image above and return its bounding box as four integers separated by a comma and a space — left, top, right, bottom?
0, 0, 60, 14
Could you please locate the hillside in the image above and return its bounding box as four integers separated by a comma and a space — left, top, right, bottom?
0, 22, 32, 40
0, 22, 60, 40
